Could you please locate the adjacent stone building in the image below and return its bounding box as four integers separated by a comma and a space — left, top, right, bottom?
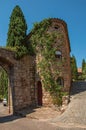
27, 18, 71, 106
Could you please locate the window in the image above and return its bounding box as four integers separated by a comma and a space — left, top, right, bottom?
55, 51, 62, 59
54, 26, 59, 29
57, 77, 64, 87
54, 25, 59, 30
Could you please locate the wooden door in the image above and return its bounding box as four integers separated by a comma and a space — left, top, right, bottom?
37, 81, 42, 106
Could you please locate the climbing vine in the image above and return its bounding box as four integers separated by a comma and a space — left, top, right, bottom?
30, 18, 66, 105
5, 18, 67, 105
5, 44, 34, 59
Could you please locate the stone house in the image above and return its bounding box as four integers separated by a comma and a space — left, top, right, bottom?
0, 18, 71, 114
26, 18, 71, 107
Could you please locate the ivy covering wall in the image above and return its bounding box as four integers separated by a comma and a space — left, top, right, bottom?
30, 19, 67, 105
5, 11, 69, 105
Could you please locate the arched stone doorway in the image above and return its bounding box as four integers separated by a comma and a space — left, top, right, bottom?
0, 66, 13, 113
0, 59, 14, 114
0, 48, 36, 114
37, 81, 42, 106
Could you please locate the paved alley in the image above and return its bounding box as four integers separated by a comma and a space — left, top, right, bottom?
51, 81, 86, 129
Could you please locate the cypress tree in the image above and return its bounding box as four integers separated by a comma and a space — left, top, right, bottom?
82, 59, 86, 72
82, 59, 86, 80
6, 5, 27, 47
71, 55, 78, 81
0, 67, 8, 100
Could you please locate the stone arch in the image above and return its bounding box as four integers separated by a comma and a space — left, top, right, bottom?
0, 65, 13, 113
0, 52, 15, 114
0, 48, 36, 114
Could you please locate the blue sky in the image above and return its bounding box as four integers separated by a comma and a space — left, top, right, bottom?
0, 0, 86, 67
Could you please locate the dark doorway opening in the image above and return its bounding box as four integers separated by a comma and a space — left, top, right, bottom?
0, 66, 13, 115
37, 81, 42, 106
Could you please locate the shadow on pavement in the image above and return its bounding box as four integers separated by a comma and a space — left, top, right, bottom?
15, 106, 42, 117
0, 114, 22, 123
70, 81, 86, 95
0, 106, 39, 123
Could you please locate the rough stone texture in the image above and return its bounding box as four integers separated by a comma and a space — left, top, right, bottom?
0, 18, 71, 113
48, 19, 71, 92
42, 88, 53, 106
0, 48, 36, 114
13, 55, 36, 113
52, 81, 86, 128
34, 18, 71, 106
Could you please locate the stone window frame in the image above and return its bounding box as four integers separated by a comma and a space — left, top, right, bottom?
55, 50, 62, 59
56, 77, 64, 87
54, 26, 59, 30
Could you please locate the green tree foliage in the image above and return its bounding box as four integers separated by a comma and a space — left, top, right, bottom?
6, 5, 27, 47
82, 59, 86, 80
71, 55, 78, 81
0, 67, 8, 100
82, 59, 86, 72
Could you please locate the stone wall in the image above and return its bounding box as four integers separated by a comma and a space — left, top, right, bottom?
0, 48, 36, 114
35, 18, 71, 106
0, 18, 71, 113
12, 55, 36, 113
48, 19, 71, 92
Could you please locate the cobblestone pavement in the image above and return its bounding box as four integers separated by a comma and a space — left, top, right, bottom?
51, 81, 86, 129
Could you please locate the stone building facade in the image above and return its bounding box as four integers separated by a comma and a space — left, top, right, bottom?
0, 18, 71, 114
28, 18, 71, 106
0, 48, 36, 114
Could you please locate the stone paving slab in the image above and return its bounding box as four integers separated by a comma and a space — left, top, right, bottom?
1, 81, 86, 130
20, 106, 61, 120
51, 81, 86, 129
18, 81, 86, 129
27, 107, 59, 120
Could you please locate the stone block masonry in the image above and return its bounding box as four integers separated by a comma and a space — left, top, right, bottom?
0, 48, 36, 114
0, 18, 71, 114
